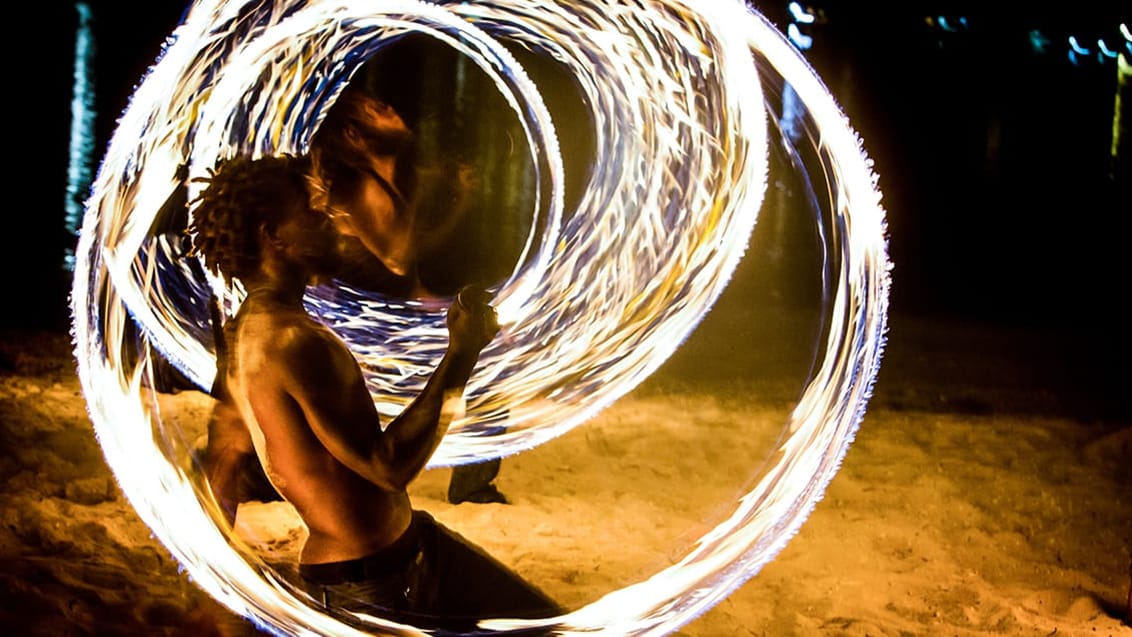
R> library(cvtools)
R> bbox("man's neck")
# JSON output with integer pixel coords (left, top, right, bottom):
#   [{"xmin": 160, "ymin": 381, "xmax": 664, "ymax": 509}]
[{"xmin": 241, "ymin": 272, "xmax": 308, "ymax": 308}]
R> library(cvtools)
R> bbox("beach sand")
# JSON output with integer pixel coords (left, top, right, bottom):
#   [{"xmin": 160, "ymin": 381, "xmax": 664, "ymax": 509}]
[{"xmin": 0, "ymin": 303, "xmax": 1128, "ymax": 636}]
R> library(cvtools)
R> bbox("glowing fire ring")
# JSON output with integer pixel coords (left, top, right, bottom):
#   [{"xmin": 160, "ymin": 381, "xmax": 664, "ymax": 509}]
[{"xmin": 71, "ymin": 1, "xmax": 890, "ymax": 635}]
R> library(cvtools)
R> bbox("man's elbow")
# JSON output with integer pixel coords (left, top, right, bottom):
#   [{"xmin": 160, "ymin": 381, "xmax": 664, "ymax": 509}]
[{"xmin": 371, "ymin": 462, "xmax": 418, "ymax": 493}]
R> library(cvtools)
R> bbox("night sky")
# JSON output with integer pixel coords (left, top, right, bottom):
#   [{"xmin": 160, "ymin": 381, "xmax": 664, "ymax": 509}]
[{"xmin": 14, "ymin": 1, "xmax": 1129, "ymax": 341}]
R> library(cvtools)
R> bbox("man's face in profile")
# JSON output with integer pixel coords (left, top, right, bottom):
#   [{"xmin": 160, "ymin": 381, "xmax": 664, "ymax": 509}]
[{"xmin": 276, "ymin": 196, "xmax": 342, "ymax": 281}]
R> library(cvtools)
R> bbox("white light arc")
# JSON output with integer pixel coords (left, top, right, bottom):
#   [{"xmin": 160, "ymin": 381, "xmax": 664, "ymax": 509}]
[{"xmin": 71, "ymin": 1, "xmax": 890, "ymax": 635}]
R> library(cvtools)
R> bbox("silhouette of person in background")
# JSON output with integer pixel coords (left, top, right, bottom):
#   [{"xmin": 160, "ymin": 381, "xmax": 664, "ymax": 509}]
[
  {"xmin": 190, "ymin": 154, "xmax": 560, "ymax": 630},
  {"xmin": 308, "ymin": 84, "xmax": 509, "ymax": 505}
]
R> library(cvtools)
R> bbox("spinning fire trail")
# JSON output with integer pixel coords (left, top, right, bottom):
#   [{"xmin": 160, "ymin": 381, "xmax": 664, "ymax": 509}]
[{"xmin": 71, "ymin": 1, "xmax": 890, "ymax": 635}]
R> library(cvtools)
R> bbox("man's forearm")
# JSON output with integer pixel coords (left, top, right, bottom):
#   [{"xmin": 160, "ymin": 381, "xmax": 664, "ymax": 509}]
[{"xmin": 384, "ymin": 348, "xmax": 479, "ymax": 483}]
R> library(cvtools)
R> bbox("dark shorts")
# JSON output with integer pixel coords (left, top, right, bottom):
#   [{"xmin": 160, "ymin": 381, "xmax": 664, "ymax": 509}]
[{"xmin": 299, "ymin": 511, "xmax": 562, "ymax": 632}]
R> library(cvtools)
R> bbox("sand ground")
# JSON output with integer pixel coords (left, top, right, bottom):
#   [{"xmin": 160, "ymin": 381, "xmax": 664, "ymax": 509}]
[{"xmin": 0, "ymin": 306, "xmax": 1129, "ymax": 636}]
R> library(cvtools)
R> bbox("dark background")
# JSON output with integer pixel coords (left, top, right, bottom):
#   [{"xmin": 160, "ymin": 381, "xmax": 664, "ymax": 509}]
[{"xmin": 12, "ymin": 2, "xmax": 1130, "ymax": 356}]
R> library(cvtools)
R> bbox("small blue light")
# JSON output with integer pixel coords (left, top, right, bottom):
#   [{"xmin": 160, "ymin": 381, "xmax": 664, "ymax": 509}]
[
  {"xmin": 1029, "ymin": 29, "xmax": 1051, "ymax": 54},
  {"xmin": 787, "ymin": 2, "xmax": 815, "ymax": 25},
  {"xmin": 787, "ymin": 23, "xmax": 813, "ymax": 50},
  {"xmin": 1068, "ymin": 35, "xmax": 1090, "ymax": 55}
]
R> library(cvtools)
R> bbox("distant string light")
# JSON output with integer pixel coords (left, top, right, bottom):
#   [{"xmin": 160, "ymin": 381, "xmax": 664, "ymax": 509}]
[
  {"xmin": 1066, "ymin": 21, "xmax": 1130, "ymax": 66},
  {"xmin": 933, "ymin": 16, "xmax": 968, "ymax": 33},
  {"xmin": 786, "ymin": 23, "xmax": 813, "ymax": 50},
  {"xmin": 1029, "ymin": 29, "xmax": 1052, "ymax": 55},
  {"xmin": 785, "ymin": 1, "xmax": 822, "ymax": 50},
  {"xmin": 72, "ymin": 1, "xmax": 889, "ymax": 635},
  {"xmin": 1070, "ymin": 34, "xmax": 1092, "ymax": 56},
  {"xmin": 787, "ymin": 2, "xmax": 815, "ymax": 25}
]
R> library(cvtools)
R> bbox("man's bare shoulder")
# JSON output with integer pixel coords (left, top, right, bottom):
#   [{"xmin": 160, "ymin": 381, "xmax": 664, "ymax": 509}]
[
  {"xmin": 233, "ymin": 307, "xmax": 354, "ymax": 387},
  {"xmin": 235, "ymin": 308, "xmax": 330, "ymax": 354}
]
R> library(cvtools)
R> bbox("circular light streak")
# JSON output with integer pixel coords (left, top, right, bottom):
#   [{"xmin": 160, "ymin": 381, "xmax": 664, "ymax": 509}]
[{"xmin": 71, "ymin": 1, "xmax": 891, "ymax": 635}]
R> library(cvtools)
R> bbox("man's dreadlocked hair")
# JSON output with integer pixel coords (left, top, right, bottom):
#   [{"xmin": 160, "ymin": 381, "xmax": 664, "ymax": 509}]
[{"xmin": 188, "ymin": 154, "xmax": 312, "ymax": 284}]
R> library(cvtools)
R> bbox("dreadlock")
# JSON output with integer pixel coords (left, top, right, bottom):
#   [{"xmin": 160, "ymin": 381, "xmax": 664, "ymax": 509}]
[{"xmin": 188, "ymin": 154, "xmax": 312, "ymax": 284}]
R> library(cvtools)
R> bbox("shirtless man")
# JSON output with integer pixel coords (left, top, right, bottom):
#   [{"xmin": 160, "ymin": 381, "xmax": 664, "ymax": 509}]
[{"xmin": 190, "ymin": 154, "xmax": 558, "ymax": 629}]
